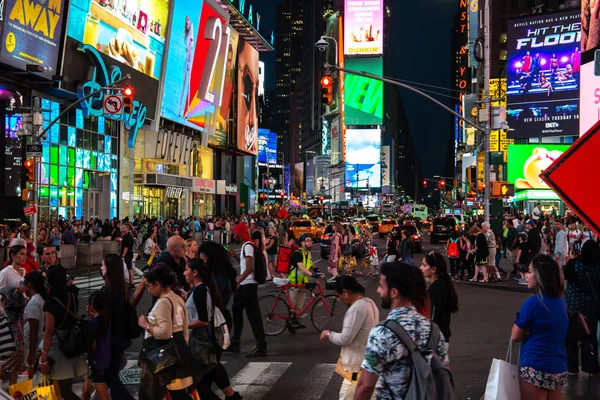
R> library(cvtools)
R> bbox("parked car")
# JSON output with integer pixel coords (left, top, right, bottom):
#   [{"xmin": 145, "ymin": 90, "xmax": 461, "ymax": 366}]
[
  {"xmin": 320, "ymin": 223, "xmax": 364, "ymax": 259},
  {"xmin": 395, "ymin": 225, "xmax": 423, "ymax": 253},
  {"xmin": 430, "ymin": 217, "xmax": 459, "ymax": 244}
]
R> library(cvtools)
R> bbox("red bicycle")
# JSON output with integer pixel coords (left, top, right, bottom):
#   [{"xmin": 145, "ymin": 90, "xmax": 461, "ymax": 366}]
[{"xmin": 258, "ymin": 278, "xmax": 346, "ymax": 335}]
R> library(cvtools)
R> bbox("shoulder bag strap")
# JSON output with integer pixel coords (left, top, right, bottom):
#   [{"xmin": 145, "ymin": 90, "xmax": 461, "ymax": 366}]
[
  {"xmin": 382, "ymin": 319, "xmax": 418, "ymax": 354},
  {"xmin": 162, "ymin": 295, "xmax": 177, "ymax": 337},
  {"xmin": 584, "ymin": 267, "xmax": 599, "ymax": 302},
  {"xmin": 426, "ymin": 322, "xmax": 441, "ymax": 352},
  {"xmin": 52, "ymin": 294, "xmax": 74, "ymax": 331}
]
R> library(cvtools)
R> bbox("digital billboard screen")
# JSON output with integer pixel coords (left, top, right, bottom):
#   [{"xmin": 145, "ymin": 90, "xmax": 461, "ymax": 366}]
[
  {"xmin": 507, "ymin": 144, "xmax": 569, "ymax": 190},
  {"xmin": 344, "ymin": 57, "xmax": 383, "ymax": 126},
  {"xmin": 258, "ymin": 129, "xmax": 277, "ymax": 164},
  {"xmin": 579, "ymin": 61, "xmax": 600, "ymax": 136},
  {"xmin": 344, "ymin": 0, "xmax": 383, "ymax": 56},
  {"xmin": 345, "ymin": 128, "xmax": 381, "ymax": 188},
  {"xmin": 0, "ymin": 0, "xmax": 67, "ymax": 79},
  {"xmin": 236, "ymin": 37, "xmax": 259, "ymax": 155},
  {"xmin": 66, "ymin": 0, "xmax": 170, "ymax": 80},
  {"xmin": 160, "ymin": 0, "xmax": 232, "ymax": 134},
  {"xmin": 506, "ymin": 11, "xmax": 581, "ymax": 138}
]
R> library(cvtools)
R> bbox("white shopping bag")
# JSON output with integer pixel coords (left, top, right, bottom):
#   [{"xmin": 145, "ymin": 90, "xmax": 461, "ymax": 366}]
[
  {"xmin": 484, "ymin": 358, "xmax": 520, "ymax": 400},
  {"xmin": 484, "ymin": 339, "xmax": 521, "ymax": 400}
]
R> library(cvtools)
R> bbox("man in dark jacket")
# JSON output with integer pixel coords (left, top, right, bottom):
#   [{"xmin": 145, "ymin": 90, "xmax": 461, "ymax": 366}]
[{"xmin": 526, "ymin": 220, "xmax": 541, "ymax": 261}]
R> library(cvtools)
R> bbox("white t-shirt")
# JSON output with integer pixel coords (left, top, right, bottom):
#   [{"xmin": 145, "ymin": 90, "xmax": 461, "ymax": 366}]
[
  {"xmin": 24, "ymin": 294, "xmax": 45, "ymax": 357},
  {"xmin": 532, "ymin": 207, "xmax": 541, "ymax": 220},
  {"xmin": 240, "ymin": 241, "xmax": 257, "ymax": 285},
  {"xmin": 568, "ymin": 229, "xmax": 581, "ymax": 244},
  {"xmin": 0, "ymin": 266, "xmax": 23, "ymax": 290}
]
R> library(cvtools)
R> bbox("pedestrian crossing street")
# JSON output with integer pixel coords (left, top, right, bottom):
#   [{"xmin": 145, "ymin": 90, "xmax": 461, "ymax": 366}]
[{"xmin": 72, "ymin": 356, "xmax": 344, "ymax": 399}]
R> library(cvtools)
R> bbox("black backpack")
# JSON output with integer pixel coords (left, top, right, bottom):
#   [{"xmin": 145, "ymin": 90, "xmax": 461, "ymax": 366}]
[{"xmin": 242, "ymin": 243, "xmax": 267, "ymax": 284}]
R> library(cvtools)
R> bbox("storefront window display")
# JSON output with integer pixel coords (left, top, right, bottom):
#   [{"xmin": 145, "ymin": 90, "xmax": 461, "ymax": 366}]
[
  {"xmin": 133, "ymin": 186, "xmax": 181, "ymax": 218},
  {"xmin": 191, "ymin": 147, "xmax": 214, "ymax": 217},
  {"xmin": 37, "ymin": 99, "xmax": 119, "ymax": 221}
]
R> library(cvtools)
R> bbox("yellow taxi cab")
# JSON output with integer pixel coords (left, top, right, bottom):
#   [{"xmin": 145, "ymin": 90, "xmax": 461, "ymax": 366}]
[
  {"xmin": 378, "ymin": 219, "xmax": 398, "ymax": 236},
  {"xmin": 289, "ymin": 220, "xmax": 323, "ymax": 241}
]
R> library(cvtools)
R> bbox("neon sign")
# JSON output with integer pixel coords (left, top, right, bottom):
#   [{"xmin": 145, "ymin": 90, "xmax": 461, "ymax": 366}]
[{"xmin": 76, "ymin": 44, "xmax": 147, "ymax": 148}]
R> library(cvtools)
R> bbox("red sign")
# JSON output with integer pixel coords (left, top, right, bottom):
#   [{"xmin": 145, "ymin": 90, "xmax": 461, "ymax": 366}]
[
  {"xmin": 542, "ymin": 121, "xmax": 600, "ymax": 235},
  {"xmin": 23, "ymin": 205, "xmax": 37, "ymax": 216}
]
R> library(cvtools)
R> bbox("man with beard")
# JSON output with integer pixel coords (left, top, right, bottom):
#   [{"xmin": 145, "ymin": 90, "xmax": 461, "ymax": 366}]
[
  {"xmin": 287, "ymin": 234, "xmax": 321, "ymax": 329},
  {"xmin": 354, "ymin": 262, "xmax": 450, "ymax": 400}
]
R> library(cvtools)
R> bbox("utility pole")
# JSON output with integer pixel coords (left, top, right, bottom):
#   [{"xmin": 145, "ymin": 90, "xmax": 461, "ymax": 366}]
[
  {"xmin": 31, "ymin": 97, "xmax": 42, "ymax": 252},
  {"xmin": 483, "ymin": 0, "xmax": 492, "ymax": 223}
]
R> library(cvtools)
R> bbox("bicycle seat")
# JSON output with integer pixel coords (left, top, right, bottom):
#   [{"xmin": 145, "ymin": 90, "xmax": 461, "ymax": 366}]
[{"xmin": 305, "ymin": 282, "xmax": 317, "ymax": 291}]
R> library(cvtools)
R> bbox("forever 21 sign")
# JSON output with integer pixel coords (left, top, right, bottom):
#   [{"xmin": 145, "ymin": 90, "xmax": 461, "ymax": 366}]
[{"xmin": 154, "ymin": 129, "xmax": 194, "ymax": 165}]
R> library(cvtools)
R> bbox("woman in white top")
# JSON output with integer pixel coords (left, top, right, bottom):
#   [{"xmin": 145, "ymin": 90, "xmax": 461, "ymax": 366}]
[
  {"xmin": 319, "ymin": 276, "xmax": 379, "ymax": 400},
  {"xmin": 144, "ymin": 231, "xmax": 161, "ymax": 258}
]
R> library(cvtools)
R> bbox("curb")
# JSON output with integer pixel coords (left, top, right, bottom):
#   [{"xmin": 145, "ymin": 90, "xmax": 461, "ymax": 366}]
[{"xmin": 459, "ymin": 280, "xmax": 532, "ymax": 294}]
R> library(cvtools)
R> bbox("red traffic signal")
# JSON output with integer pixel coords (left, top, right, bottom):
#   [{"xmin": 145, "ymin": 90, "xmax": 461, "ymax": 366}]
[
  {"xmin": 423, "ymin": 179, "xmax": 427, "ymax": 187},
  {"xmin": 320, "ymin": 76, "xmax": 332, "ymax": 106},
  {"xmin": 23, "ymin": 159, "xmax": 35, "ymax": 184},
  {"xmin": 438, "ymin": 179, "xmax": 446, "ymax": 189},
  {"xmin": 123, "ymin": 86, "xmax": 134, "ymax": 114}
]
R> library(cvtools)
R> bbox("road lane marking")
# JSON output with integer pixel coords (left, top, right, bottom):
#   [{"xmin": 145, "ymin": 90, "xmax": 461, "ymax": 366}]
[
  {"xmin": 292, "ymin": 363, "xmax": 337, "ymax": 400},
  {"xmin": 226, "ymin": 362, "xmax": 292, "ymax": 399}
]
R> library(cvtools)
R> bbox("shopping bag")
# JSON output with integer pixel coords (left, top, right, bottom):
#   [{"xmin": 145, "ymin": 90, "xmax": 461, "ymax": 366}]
[
  {"xmin": 484, "ymin": 339, "xmax": 520, "ymax": 400},
  {"xmin": 8, "ymin": 379, "xmax": 33, "ymax": 397},
  {"xmin": 21, "ymin": 374, "xmax": 60, "ymax": 400},
  {"xmin": 147, "ymin": 251, "xmax": 156, "ymax": 266}
]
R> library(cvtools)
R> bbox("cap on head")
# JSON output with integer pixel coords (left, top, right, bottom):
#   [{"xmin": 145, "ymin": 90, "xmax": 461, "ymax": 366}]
[{"xmin": 299, "ymin": 233, "xmax": 313, "ymax": 242}]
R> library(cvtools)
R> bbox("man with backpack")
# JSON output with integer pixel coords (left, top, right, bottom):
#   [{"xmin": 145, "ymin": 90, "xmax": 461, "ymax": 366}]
[
  {"xmin": 227, "ymin": 223, "xmax": 268, "ymax": 358},
  {"xmin": 355, "ymin": 263, "xmax": 453, "ymax": 400},
  {"xmin": 446, "ymin": 232, "xmax": 460, "ymax": 279}
]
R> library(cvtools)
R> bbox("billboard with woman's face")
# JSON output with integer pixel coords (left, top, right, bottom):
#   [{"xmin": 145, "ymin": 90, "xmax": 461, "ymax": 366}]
[{"xmin": 236, "ymin": 37, "xmax": 259, "ymax": 155}]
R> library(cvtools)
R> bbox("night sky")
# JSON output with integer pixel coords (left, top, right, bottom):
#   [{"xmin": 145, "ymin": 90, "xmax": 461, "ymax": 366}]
[{"xmin": 252, "ymin": 0, "xmax": 457, "ymax": 179}]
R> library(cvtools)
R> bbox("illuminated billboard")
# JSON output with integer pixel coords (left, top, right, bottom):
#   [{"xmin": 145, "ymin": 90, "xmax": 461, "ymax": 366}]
[
  {"xmin": 507, "ymin": 144, "xmax": 569, "ymax": 190},
  {"xmin": 579, "ymin": 62, "xmax": 600, "ymax": 136},
  {"xmin": 0, "ymin": 0, "xmax": 67, "ymax": 79},
  {"xmin": 66, "ymin": 0, "xmax": 170, "ymax": 80},
  {"xmin": 582, "ymin": 0, "xmax": 600, "ymax": 57},
  {"xmin": 506, "ymin": 11, "xmax": 581, "ymax": 138},
  {"xmin": 344, "ymin": 0, "xmax": 383, "ymax": 56},
  {"xmin": 258, "ymin": 129, "xmax": 277, "ymax": 164},
  {"xmin": 345, "ymin": 128, "xmax": 381, "ymax": 188},
  {"xmin": 160, "ymin": 0, "xmax": 231, "ymax": 133},
  {"xmin": 236, "ymin": 37, "xmax": 259, "ymax": 155},
  {"xmin": 344, "ymin": 57, "xmax": 383, "ymax": 125}
]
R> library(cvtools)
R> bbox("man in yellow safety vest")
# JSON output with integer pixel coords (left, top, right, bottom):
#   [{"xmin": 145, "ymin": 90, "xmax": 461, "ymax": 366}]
[{"xmin": 288, "ymin": 233, "xmax": 319, "ymax": 328}]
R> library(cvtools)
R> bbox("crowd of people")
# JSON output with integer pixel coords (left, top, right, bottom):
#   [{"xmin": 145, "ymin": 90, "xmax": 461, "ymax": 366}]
[{"xmin": 0, "ymin": 204, "xmax": 596, "ymax": 399}]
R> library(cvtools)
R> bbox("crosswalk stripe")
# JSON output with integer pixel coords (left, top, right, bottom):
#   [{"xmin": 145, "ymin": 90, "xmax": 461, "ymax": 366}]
[
  {"xmin": 292, "ymin": 363, "xmax": 337, "ymax": 400},
  {"xmin": 227, "ymin": 362, "xmax": 292, "ymax": 399}
]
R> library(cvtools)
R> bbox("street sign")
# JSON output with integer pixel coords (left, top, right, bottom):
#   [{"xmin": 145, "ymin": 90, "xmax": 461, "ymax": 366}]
[
  {"xmin": 542, "ymin": 121, "xmax": 600, "ymax": 235},
  {"xmin": 23, "ymin": 205, "xmax": 37, "ymax": 216},
  {"xmin": 26, "ymin": 144, "xmax": 42, "ymax": 157},
  {"xmin": 103, "ymin": 94, "xmax": 124, "ymax": 116}
]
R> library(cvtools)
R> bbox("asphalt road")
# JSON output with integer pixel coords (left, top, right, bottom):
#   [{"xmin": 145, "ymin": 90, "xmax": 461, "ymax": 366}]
[{"xmin": 68, "ymin": 231, "xmax": 600, "ymax": 399}]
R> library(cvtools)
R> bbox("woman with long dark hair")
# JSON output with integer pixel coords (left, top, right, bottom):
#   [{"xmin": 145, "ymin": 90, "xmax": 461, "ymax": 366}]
[
  {"xmin": 184, "ymin": 259, "xmax": 240, "ymax": 400},
  {"xmin": 101, "ymin": 254, "xmax": 134, "ymax": 400},
  {"xmin": 39, "ymin": 266, "xmax": 87, "ymax": 399},
  {"xmin": 420, "ymin": 252, "xmax": 459, "ymax": 351},
  {"xmin": 512, "ymin": 255, "xmax": 568, "ymax": 399},
  {"xmin": 198, "ymin": 241, "xmax": 237, "ymax": 330}
]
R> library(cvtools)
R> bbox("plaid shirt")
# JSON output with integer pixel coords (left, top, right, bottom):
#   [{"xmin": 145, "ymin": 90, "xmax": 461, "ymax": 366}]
[{"xmin": 361, "ymin": 306, "xmax": 449, "ymax": 399}]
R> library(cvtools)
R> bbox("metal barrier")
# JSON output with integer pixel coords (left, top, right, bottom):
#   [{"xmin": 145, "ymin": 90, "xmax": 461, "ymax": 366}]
[
  {"xmin": 102, "ymin": 240, "xmax": 121, "ymax": 256},
  {"xmin": 59, "ymin": 244, "xmax": 76, "ymax": 269},
  {"xmin": 77, "ymin": 242, "xmax": 104, "ymax": 267}
]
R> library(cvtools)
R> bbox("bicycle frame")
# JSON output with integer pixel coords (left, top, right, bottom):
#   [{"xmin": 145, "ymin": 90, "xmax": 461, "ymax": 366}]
[{"xmin": 267, "ymin": 281, "xmax": 333, "ymax": 321}]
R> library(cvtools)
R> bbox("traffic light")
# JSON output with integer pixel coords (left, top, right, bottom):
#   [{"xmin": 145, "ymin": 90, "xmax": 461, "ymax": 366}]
[
  {"xmin": 320, "ymin": 76, "xmax": 332, "ymax": 106},
  {"xmin": 123, "ymin": 86, "xmax": 134, "ymax": 114},
  {"xmin": 280, "ymin": 191, "xmax": 285, "ymax": 199},
  {"xmin": 23, "ymin": 158, "xmax": 35, "ymax": 184},
  {"xmin": 423, "ymin": 179, "xmax": 427, "ymax": 188},
  {"xmin": 438, "ymin": 179, "xmax": 445, "ymax": 189}
]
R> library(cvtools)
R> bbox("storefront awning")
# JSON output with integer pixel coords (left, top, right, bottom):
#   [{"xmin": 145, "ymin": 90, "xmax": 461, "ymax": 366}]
[{"xmin": 510, "ymin": 190, "xmax": 561, "ymax": 202}]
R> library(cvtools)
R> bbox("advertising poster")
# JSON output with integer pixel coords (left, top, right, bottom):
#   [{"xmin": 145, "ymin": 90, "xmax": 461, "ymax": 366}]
[
  {"xmin": 344, "ymin": 0, "xmax": 383, "ymax": 56},
  {"xmin": 345, "ymin": 128, "xmax": 381, "ymax": 188},
  {"xmin": 507, "ymin": 144, "xmax": 569, "ymax": 190},
  {"xmin": 0, "ymin": 0, "xmax": 67, "ymax": 79},
  {"xmin": 161, "ymin": 0, "xmax": 229, "ymax": 132},
  {"xmin": 506, "ymin": 11, "xmax": 581, "ymax": 138},
  {"xmin": 236, "ymin": 37, "xmax": 259, "ymax": 155},
  {"xmin": 322, "ymin": 119, "xmax": 330, "ymax": 156},
  {"xmin": 579, "ymin": 61, "xmax": 600, "ymax": 136},
  {"xmin": 344, "ymin": 57, "xmax": 383, "ymax": 125},
  {"xmin": 381, "ymin": 145, "xmax": 390, "ymax": 187},
  {"xmin": 67, "ymin": 0, "xmax": 170, "ymax": 79},
  {"xmin": 258, "ymin": 129, "xmax": 277, "ymax": 164},
  {"xmin": 213, "ymin": 29, "xmax": 239, "ymax": 145},
  {"xmin": 582, "ymin": 0, "xmax": 600, "ymax": 57},
  {"xmin": 331, "ymin": 117, "xmax": 341, "ymax": 165}
]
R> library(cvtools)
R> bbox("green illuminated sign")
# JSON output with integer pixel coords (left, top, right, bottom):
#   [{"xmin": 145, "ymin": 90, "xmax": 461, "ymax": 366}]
[
  {"xmin": 507, "ymin": 144, "xmax": 569, "ymax": 190},
  {"xmin": 512, "ymin": 190, "xmax": 561, "ymax": 201},
  {"xmin": 344, "ymin": 58, "xmax": 383, "ymax": 125}
]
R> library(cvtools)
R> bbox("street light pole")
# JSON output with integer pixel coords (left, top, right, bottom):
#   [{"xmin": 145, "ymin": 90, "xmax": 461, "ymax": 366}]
[{"xmin": 483, "ymin": 0, "xmax": 492, "ymax": 224}]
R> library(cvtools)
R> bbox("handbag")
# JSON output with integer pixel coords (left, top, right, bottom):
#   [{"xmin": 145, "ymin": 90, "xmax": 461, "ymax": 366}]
[
  {"xmin": 342, "ymin": 243, "xmax": 352, "ymax": 256},
  {"xmin": 484, "ymin": 339, "xmax": 521, "ymax": 400},
  {"xmin": 147, "ymin": 251, "xmax": 156, "ymax": 266},
  {"xmin": 335, "ymin": 357, "xmax": 360, "ymax": 382},
  {"xmin": 566, "ymin": 311, "xmax": 590, "ymax": 345},
  {"xmin": 53, "ymin": 294, "xmax": 89, "ymax": 358},
  {"xmin": 143, "ymin": 297, "xmax": 181, "ymax": 375}
]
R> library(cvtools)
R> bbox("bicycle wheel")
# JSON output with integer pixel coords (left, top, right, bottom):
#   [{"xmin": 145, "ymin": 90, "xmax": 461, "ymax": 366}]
[
  {"xmin": 258, "ymin": 293, "xmax": 290, "ymax": 336},
  {"xmin": 310, "ymin": 294, "xmax": 347, "ymax": 332}
]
